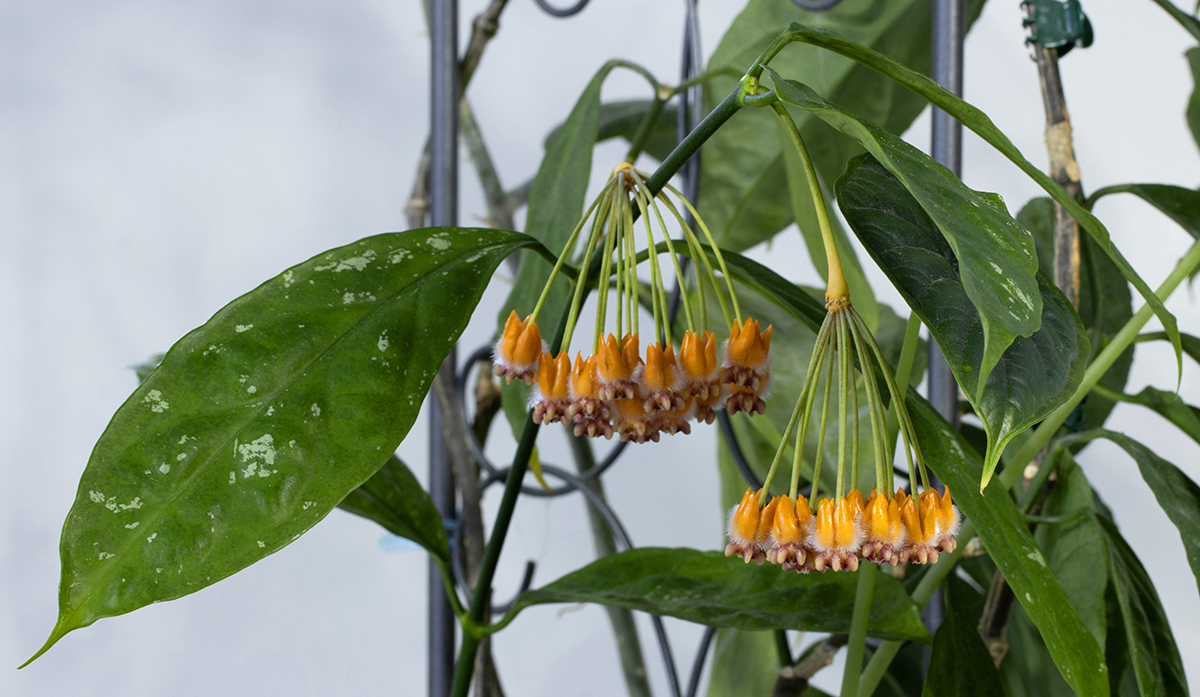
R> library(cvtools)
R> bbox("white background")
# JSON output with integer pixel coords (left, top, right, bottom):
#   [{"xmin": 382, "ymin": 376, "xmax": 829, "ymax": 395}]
[{"xmin": 2, "ymin": 0, "xmax": 1198, "ymax": 695}]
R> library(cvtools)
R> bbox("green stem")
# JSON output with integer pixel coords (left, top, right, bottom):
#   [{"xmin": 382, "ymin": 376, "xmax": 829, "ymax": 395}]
[
  {"xmin": 665, "ymin": 184, "xmax": 743, "ymax": 322},
  {"xmin": 624, "ymin": 96, "xmax": 667, "ymax": 164},
  {"xmin": 845, "ymin": 313, "xmax": 888, "ymax": 497},
  {"xmin": 530, "ymin": 185, "xmax": 609, "ymax": 324},
  {"xmin": 657, "ymin": 194, "xmax": 732, "ymax": 328},
  {"xmin": 775, "ymin": 629, "xmax": 793, "ymax": 667},
  {"xmin": 841, "ymin": 563, "xmax": 878, "ymax": 697},
  {"xmin": 770, "ymin": 102, "xmax": 847, "ymax": 300},
  {"xmin": 1001, "ymin": 238, "xmax": 1200, "ymax": 490},
  {"xmin": 836, "ymin": 312, "xmax": 850, "ymax": 499}
]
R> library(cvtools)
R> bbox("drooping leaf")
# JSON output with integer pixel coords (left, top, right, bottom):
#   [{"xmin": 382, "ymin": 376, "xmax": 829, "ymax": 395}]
[
  {"xmin": 699, "ymin": 0, "xmax": 986, "ymax": 253},
  {"xmin": 1138, "ymin": 330, "xmax": 1200, "ymax": 365},
  {"xmin": 499, "ymin": 61, "xmax": 625, "ymax": 435},
  {"xmin": 1020, "ymin": 197, "xmax": 1133, "ymax": 433},
  {"xmin": 1149, "ymin": 0, "xmax": 1200, "ymax": 42},
  {"xmin": 1088, "ymin": 183, "xmax": 1200, "ymax": 241},
  {"xmin": 907, "ymin": 396, "xmax": 1109, "ymax": 697},
  {"xmin": 1111, "ymin": 386, "xmax": 1200, "ymax": 445},
  {"xmin": 1076, "ymin": 430, "xmax": 1200, "ymax": 596},
  {"xmin": 838, "ymin": 155, "xmax": 1088, "ymax": 490},
  {"xmin": 336, "ymin": 455, "xmax": 448, "ymax": 562},
  {"xmin": 776, "ymin": 21, "xmax": 1182, "ymax": 387},
  {"xmin": 770, "ymin": 72, "xmax": 1043, "ymax": 399},
  {"xmin": 1036, "ymin": 450, "xmax": 1108, "ymax": 649},
  {"xmin": 1001, "ymin": 602, "xmax": 1078, "ymax": 697},
  {"xmin": 921, "ymin": 575, "xmax": 1004, "ymax": 697},
  {"xmin": 1097, "ymin": 516, "xmax": 1190, "ymax": 697},
  {"xmin": 545, "ymin": 99, "xmax": 680, "ymax": 164},
  {"xmin": 26, "ymin": 227, "xmax": 542, "ymax": 666},
  {"xmin": 515, "ymin": 547, "xmax": 930, "ymax": 641}
]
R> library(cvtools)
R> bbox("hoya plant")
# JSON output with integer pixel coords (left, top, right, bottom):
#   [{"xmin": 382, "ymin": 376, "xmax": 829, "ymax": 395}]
[{"xmin": 22, "ymin": 0, "xmax": 1200, "ymax": 695}]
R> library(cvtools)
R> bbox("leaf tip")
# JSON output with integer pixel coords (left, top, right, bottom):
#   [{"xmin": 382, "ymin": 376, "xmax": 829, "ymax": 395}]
[{"xmin": 19, "ymin": 622, "xmax": 71, "ymax": 669}]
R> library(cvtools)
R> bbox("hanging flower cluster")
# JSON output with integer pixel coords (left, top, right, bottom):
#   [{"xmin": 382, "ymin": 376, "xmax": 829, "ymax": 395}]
[
  {"xmin": 724, "ymin": 301, "xmax": 960, "ymax": 573},
  {"xmin": 493, "ymin": 163, "xmax": 771, "ymax": 443}
]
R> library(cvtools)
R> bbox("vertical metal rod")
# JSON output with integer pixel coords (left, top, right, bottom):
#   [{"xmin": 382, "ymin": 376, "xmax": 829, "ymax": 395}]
[
  {"xmin": 429, "ymin": 2, "xmax": 459, "ymax": 696},
  {"xmin": 928, "ymin": 0, "xmax": 964, "ymax": 432},
  {"xmin": 924, "ymin": 0, "xmax": 964, "ymax": 651}
]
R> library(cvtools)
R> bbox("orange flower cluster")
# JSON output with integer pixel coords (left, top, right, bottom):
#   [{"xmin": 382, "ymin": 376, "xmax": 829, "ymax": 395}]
[
  {"xmin": 725, "ymin": 487, "xmax": 959, "ymax": 573},
  {"xmin": 494, "ymin": 312, "xmax": 773, "ymax": 443}
]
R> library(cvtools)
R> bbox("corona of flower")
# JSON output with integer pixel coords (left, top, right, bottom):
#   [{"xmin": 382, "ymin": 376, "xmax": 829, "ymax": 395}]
[
  {"xmin": 491, "ymin": 163, "xmax": 769, "ymax": 445},
  {"xmin": 493, "ymin": 311, "xmax": 545, "ymax": 385}
]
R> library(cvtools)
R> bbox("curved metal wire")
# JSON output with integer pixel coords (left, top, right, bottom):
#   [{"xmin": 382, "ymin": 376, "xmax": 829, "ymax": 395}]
[
  {"xmin": 792, "ymin": 0, "xmax": 848, "ymax": 10},
  {"xmin": 531, "ymin": 0, "xmax": 591, "ymax": 18}
]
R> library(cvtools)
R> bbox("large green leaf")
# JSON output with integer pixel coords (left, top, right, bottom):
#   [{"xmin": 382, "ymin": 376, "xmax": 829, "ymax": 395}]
[
  {"xmin": 27, "ymin": 227, "xmax": 541, "ymax": 665},
  {"xmin": 699, "ymin": 0, "xmax": 986, "ymax": 254},
  {"xmin": 516, "ymin": 548, "xmax": 930, "ymax": 641},
  {"xmin": 770, "ymin": 72, "xmax": 1043, "ymax": 399},
  {"xmin": 545, "ymin": 99, "xmax": 680, "ymax": 164},
  {"xmin": 1139, "ymin": 330, "xmax": 1200, "ymax": 365},
  {"xmin": 907, "ymin": 396, "xmax": 1109, "ymax": 697},
  {"xmin": 1036, "ymin": 450, "xmax": 1108, "ymax": 649},
  {"xmin": 1110, "ymin": 386, "xmax": 1200, "ymax": 445},
  {"xmin": 1077, "ymin": 430, "xmax": 1200, "ymax": 596},
  {"xmin": 773, "ymin": 22, "xmax": 1182, "ymax": 384},
  {"xmin": 704, "ymin": 629, "xmax": 780, "ymax": 697},
  {"xmin": 336, "ymin": 455, "xmax": 448, "ymax": 562},
  {"xmin": 1097, "ymin": 516, "xmax": 1189, "ymax": 697},
  {"xmin": 921, "ymin": 575, "xmax": 1004, "ymax": 697},
  {"xmin": 1020, "ymin": 197, "xmax": 1132, "ymax": 433},
  {"xmin": 837, "ymin": 155, "xmax": 1088, "ymax": 490}
]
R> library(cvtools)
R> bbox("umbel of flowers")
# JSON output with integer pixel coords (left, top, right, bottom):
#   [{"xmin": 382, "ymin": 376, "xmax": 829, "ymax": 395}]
[
  {"xmin": 492, "ymin": 162, "xmax": 772, "ymax": 443},
  {"xmin": 724, "ymin": 108, "xmax": 958, "ymax": 572}
]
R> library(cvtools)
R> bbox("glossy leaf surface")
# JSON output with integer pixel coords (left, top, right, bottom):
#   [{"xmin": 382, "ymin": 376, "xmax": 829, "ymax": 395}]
[
  {"xmin": 1098, "ymin": 516, "xmax": 1189, "ymax": 697},
  {"xmin": 776, "ymin": 21, "xmax": 1181, "ymax": 380},
  {"xmin": 1082, "ymin": 430, "xmax": 1200, "ymax": 595},
  {"xmin": 1115, "ymin": 387, "xmax": 1200, "ymax": 445},
  {"xmin": 921, "ymin": 576, "xmax": 1003, "ymax": 697},
  {"xmin": 1190, "ymin": 47, "xmax": 1200, "ymax": 154},
  {"xmin": 517, "ymin": 548, "xmax": 930, "ymax": 641},
  {"xmin": 839, "ymin": 155, "xmax": 1088, "ymax": 488},
  {"xmin": 337, "ymin": 455, "xmax": 448, "ymax": 562},
  {"xmin": 30, "ymin": 227, "xmax": 539, "ymax": 664},
  {"xmin": 1021, "ymin": 197, "xmax": 1132, "ymax": 433},
  {"xmin": 769, "ymin": 72, "xmax": 1042, "ymax": 397},
  {"xmin": 907, "ymin": 396, "xmax": 1109, "ymax": 696},
  {"xmin": 699, "ymin": 0, "xmax": 985, "ymax": 253}
]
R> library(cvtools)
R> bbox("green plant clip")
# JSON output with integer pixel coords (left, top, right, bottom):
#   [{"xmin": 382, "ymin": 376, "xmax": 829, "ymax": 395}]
[{"xmin": 1022, "ymin": 0, "xmax": 1094, "ymax": 57}]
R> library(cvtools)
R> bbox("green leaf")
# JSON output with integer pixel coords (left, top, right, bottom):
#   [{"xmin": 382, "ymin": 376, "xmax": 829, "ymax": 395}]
[
  {"xmin": 131, "ymin": 353, "xmax": 165, "ymax": 384},
  {"xmin": 516, "ymin": 548, "xmax": 930, "ymax": 641},
  {"xmin": 1088, "ymin": 183, "xmax": 1200, "ymax": 241},
  {"xmin": 1001, "ymin": 602, "xmax": 1078, "ymax": 697},
  {"xmin": 699, "ymin": 0, "xmax": 986, "ymax": 253},
  {"xmin": 546, "ymin": 99, "xmax": 680, "ymax": 164},
  {"xmin": 907, "ymin": 396, "xmax": 1109, "ymax": 697},
  {"xmin": 1097, "ymin": 516, "xmax": 1189, "ymax": 697},
  {"xmin": 1036, "ymin": 450, "xmax": 1108, "ymax": 649},
  {"xmin": 1112, "ymin": 386, "xmax": 1200, "ymax": 445},
  {"xmin": 921, "ymin": 575, "xmax": 1004, "ymax": 697},
  {"xmin": 777, "ymin": 21, "xmax": 1183, "ymax": 390},
  {"xmin": 498, "ymin": 61, "xmax": 623, "ymax": 435},
  {"xmin": 1139, "ymin": 330, "xmax": 1200, "ymax": 366},
  {"xmin": 26, "ymin": 227, "xmax": 541, "ymax": 666},
  {"xmin": 1020, "ymin": 197, "xmax": 1133, "ymax": 433},
  {"xmin": 1149, "ymin": 0, "xmax": 1200, "ymax": 42},
  {"xmin": 1079, "ymin": 430, "xmax": 1200, "ymax": 596},
  {"xmin": 704, "ymin": 629, "xmax": 780, "ymax": 697},
  {"xmin": 837, "ymin": 155, "xmax": 1088, "ymax": 490},
  {"xmin": 769, "ymin": 73, "xmax": 1043, "ymax": 399},
  {"xmin": 1189, "ymin": 48, "xmax": 1200, "ymax": 155},
  {"xmin": 336, "ymin": 455, "xmax": 448, "ymax": 562}
]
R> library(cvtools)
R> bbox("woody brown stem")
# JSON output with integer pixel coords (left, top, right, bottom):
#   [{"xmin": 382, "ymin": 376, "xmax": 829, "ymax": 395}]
[
  {"xmin": 770, "ymin": 634, "xmax": 849, "ymax": 697},
  {"xmin": 1034, "ymin": 45, "xmax": 1084, "ymax": 307}
]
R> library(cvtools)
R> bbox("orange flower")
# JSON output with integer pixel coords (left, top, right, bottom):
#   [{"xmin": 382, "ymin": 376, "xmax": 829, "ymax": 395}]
[
  {"xmin": 680, "ymin": 330, "xmax": 722, "ymax": 423},
  {"xmin": 567, "ymin": 353, "xmax": 612, "ymax": 439},
  {"xmin": 898, "ymin": 492, "xmax": 941, "ymax": 565},
  {"xmin": 767, "ymin": 494, "xmax": 813, "ymax": 571},
  {"xmin": 933, "ymin": 487, "xmax": 961, "ymax": 553},
  {"xmin": 658, "ymin": 397, "xmax": 696, "ymax": 436},
  {"xmin": 596, "ymin": 333, "xmax": 641, "ymax": 401},
  {"xmin": 493, "ymin": 311, "xmax": 545, "ymax": 385},
  {"xmin": 612, "ymin": 394, "xmax": 660, "ymax": 443},
  {"xmin": 811, "ymin": 496, "xmax": 864, "ymax": 572},
  {"xmin": 531, "ymin": 352, "xmax": 572, "ymax": 426},
  {"xmin": 725, "ymin": 489, "xmax": 778, "ymax": 564},
  {"xmin": 722, "ymin": 319, "xmax": 772, "ymax": 415},
  {"xmin": 639, "ymin": 342, "xmax": 685, "ymax": 413},
  {"xmin": 861, "ymin": 491, "xmax": 906, "ymax": 566}
]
